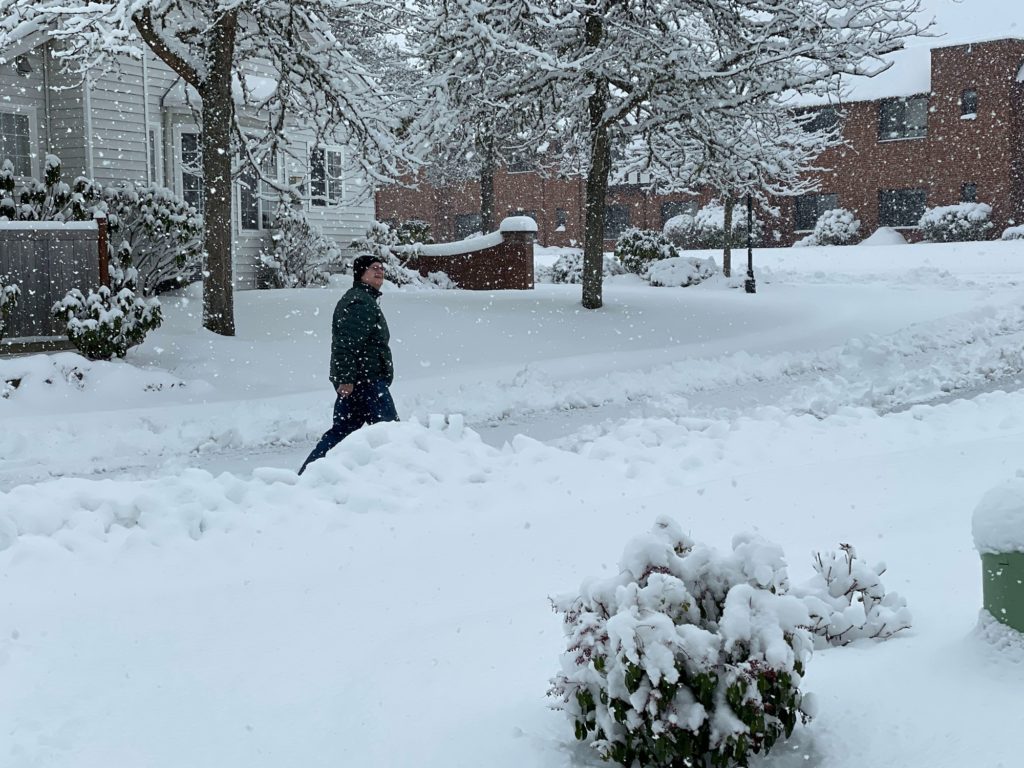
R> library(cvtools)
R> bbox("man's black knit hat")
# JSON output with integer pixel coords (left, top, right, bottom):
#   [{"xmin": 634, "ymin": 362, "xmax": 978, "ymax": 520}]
[{"xmin": 352, "ymin": 254, "xmax": 382, "ymax": 285}]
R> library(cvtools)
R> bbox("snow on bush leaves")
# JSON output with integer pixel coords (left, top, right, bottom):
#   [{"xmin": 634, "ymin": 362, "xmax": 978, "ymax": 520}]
[
  {"xmin": 615, "ymin": 228, "xmax": 678, "ymax": 275},
  {"xmin": 813, "ymin": 208, "xmax": 861, "ymax": 246},
  {"xmin": 53, "ymin": 285, "xmax": 162, "ymax": 361},
  {"xmin": 550, "ymin": 517, "xmax": 814, "ymax": 768},
  {"xmin": 0, "ymin": 276, "xmax": 19, "ymax": 342},
  {"xmin": 547, "ymin": 250, "xmax": 626, "ymax": 284},
  {"xmin": 919, "ymin": 203, "xmax": 993, "ymax": 243},
  {"xmin": 648, "ymin": 256, "xmax": 718, "ymax": 287}
]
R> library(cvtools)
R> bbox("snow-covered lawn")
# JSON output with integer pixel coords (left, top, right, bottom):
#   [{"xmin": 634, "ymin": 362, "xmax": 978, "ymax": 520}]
[{"xmin": 2, "ymin": 239, "xmax": 1024, "ymax": 767}]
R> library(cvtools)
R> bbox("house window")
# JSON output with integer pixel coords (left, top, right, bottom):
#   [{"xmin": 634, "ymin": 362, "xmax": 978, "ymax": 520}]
[
  {"xmin": 961, "ymin": 182, "xmax": 978, "ymax": 203},
  {"xmin": 310, "ymin": 147, "xmax": 344, "ymax": 206},
  {"xmin": 604, "ymin": 204, "xmax": 630, "ymax": 238},
  {"xmin": 793, "ymin": 193, "xmax": 838, "ymax": 231},
  {"xmin": 555, "ymin": 208, "xmax": 568, "ymax": 230},
  {"xmin": 800, "ymin": 106, "xmax": 840, "ymax": 134},
  {"xmin": 505, "ymin": 149, "xmax": 536, "ymax": 174},
  {"xmin": 239, "ymin": 151, "xmax": 279, "ymax": 231},
  {"xmin": 454, "ymin": 212, "xmax": 481, "ymax": 239},
  {"xmin": 180, "ymin": 132, "xmax": 204, "ymax": 214},
  {"xmin": 879, "ymin": 188, "xmax": 927, "ymax": 228},
  {"xmin": 0, "ymin": 110, "xmax": 33, "ymax": 176},
  {"xmin": 660, "ymin": 200, "xmax": 697, "ymax": 226},
  {"xmin": 148, "ymin": 126, "xmax": 163, "ymax": 186},
  {"xmin": 878, "ymin": 96, "xmax": 928, "ymax": 141},
  {"xmin": 960, "ymin": 88, "xmax": 978, "ymax": 117}
]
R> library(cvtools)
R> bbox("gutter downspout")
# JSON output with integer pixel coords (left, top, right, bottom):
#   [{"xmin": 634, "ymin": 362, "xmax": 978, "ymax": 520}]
[
  {"xmin": 142, "ymin": 52, "xmax": 152, "ymax": 184},
  {"xmin": 83, "ymin": 72, "xmax": 94, "ymax": 178}
]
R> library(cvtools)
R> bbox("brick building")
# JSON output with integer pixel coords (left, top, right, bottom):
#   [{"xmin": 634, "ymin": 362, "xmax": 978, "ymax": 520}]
[{"xmin": 376, "ymin": 37, "xmax": 1024, "ymax": 248}]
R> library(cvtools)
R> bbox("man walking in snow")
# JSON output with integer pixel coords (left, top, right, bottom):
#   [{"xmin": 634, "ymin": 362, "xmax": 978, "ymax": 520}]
[{"xmin": 298, "ymin": 255, "xmax": 398, "ymax": 474}]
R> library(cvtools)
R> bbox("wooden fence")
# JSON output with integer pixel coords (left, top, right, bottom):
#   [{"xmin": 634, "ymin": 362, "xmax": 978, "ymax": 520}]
[{"xmin": 0, "ymin": 219, "xmax": 105, "ymax": 348}]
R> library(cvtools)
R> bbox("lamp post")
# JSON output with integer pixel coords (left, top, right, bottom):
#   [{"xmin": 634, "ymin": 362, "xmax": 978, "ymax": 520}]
[{"xmin": 744, "ymin": 193, "xmax": 756, "ymax": 294}]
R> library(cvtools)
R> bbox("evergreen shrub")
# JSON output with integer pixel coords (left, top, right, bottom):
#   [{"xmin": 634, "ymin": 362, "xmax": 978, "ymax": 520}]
[
  {"xmin": 691, "ymin": 203, "xmax": 763, "ymax": 249},
  {"xmin": 548, "ymin": 251, "xmax": 626, "ymax": 284},
  {"xmin": 813, "ymin": 208, "xmax": 861, "ymax": 246},
  {"xmin": 551, "ymin": 517, "xmax": 814, "ymax": 768},
  {"xmin": 662, "ymin": 214, "xmax": 696, "ymax": 248},
  {"xmin": 918, "ymin": 203, "xmax": 993, "ymax": 242},
  {"xmin": 648, "ymin": 256, "xmax": 718, "ymax": 287},
  {"xmin": 395, "ymin": 219, "xmax": 434, "ymax": 245},
  {"xmin": 614, "ymin": 228, "xmax": 678, "ymax": 275},
  {"xmin": 258, "ymin": 203, "xmax": 339, "ymax": 288},
  {"xmin": 53, "ymin": 283, "xmax": 162, "ymax": 360}
]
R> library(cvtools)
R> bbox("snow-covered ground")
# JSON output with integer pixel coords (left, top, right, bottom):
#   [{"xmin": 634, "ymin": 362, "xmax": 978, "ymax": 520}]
[{"xmin": 2, "ymin": 239, "xmax": 1024, "ymax": 767}]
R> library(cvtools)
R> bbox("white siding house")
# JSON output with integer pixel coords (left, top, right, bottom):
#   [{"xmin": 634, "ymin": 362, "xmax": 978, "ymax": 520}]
[{"xmin": 0, "ymin": 30, "xmax": 375, "ymax": 289}]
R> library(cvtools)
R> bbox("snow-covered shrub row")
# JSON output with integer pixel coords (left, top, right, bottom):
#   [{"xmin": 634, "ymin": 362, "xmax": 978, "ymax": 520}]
[
  {"xmin": 614, "ymin": 227, "xmax": 679, "ymax": 275},
  {"xmin": 551, "ymin": 517, "xmax": 815, "ymax": 768},
  {"xmin": 0, "ymin": 277, "xmax": 19, "ymax": 342},
  {"xmin": 1, "ymin": 156, "xmax": 203, "ymax": 295},
  {"xmin": 53, "ymin": 284, "xmax": 162, "ymax": 361},
  {"xmin": 796, "ymin": 544, "xmax": 912, "ymax": 646},
  {"xmin": 813, "ymin": 208, "xmax": 861, "ymax": 246},
  {"xmin": 918, "ymin": 203, "xmax": 993, "ymax": 243},
  {"xmin": 647, "ymin": 256, "xmax": 718, "ymax": 287},
  {"xmin": 258, "ymin": 203, "xmax": 338, "ymax": 288},
  {"xmin": 544, "ymin": 250, "xmax": 626, "ymax": 284},
  {"xmin": 1001, "ymin": 225, "xmax": 1024, "ymax": 241}
]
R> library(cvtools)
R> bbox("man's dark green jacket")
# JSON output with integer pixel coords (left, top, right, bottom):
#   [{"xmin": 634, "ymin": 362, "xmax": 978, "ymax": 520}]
[{"xmin": 329, "ymin": 282, "xmax": 393, "ymax": 388}]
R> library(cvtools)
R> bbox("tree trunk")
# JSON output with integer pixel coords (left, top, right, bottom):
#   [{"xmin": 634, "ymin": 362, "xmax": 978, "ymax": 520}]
[
  {"xmin": 199, "ymin": 11, "xmax": 239, "ymax": 337},
  {"xmin": 479, "ymin": 132, "xmax": 496, "ymax": 233},
  {"xmin": 581, "ymin": 13, "xmax": 609, "ymax": 310},
  {"xmin": 722, "ymin": 195, "xmax": 734, "ymax": 278}
]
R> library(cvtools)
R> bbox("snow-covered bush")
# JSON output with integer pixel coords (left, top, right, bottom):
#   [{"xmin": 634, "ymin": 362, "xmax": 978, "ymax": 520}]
[
  {"xmin": 648, "ymin": 256, "xmax": 718, "ymax": 287},
  {"xmin": 662, "ymin": 214, "xmax": 696, "ymax": 248},
  {"xmin": 796, "ymin": 544, "xmax": 912, "ymax": 647},
  {"xmin": 1, "ymin": 156, "xmax": 203, "ymax": 295},
  {"xmin": 551, "ymin": 517, "xmax": 814, "ymax": 768},
  {"xmin": 918, "ymin": 203, "xmax": 993, "ymax": 243},
  {"xmin": 813, "ymin": 208, "xmax": 861, "ymax": 246},
  {"xmin": 0, "ymin": 277, "xmax": 19, "ymax": 342},
  {"xmin": 258, "ymin": 203, "xmax": 339, "ymax": 288},
  {"xmin": 395, "ymin": 218, "xmax": 434, "ymax": 245},
  {"xmin": 792, "ymin": 234, "xmax": 817, "ymax": 247},
  {"xmin": 1001, "ymin": 225, "xmax": 1024, "ymax": 241},
  {"xmin": 53, "ymin": 284, "xmax": 162, "ymax": 361},
  {"xmin": 614, "ymin": 228, "xmax": 678, "ymax": 275},
  {"xmin": 691, "ymin": 203, "xmax": 763, "ymax": 249},
  {"xmin": 547, "ymin": 251, "xmax": 626, "ymax": 284}
]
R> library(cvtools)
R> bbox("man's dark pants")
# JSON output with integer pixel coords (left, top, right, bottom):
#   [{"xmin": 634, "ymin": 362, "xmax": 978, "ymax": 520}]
[{"xmin": 298, "ymin": 380, "xmax": 398, "ymax": 474}]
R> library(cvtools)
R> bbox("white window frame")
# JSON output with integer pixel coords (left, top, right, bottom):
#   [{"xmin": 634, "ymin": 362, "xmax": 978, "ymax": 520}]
[
  {"xmin": 238, "ymin": 149, "xmax": 282, "ymax": 232},
  {"xmin": 148, "ymin": 122, "xmax": 164, "ymax": 186},
  {"xmin": 0, "ymin": 104, "xmax": 39, "ymax": 180},
  {"xmin": 173, "ymin": 125, "xmax": 204, "ymax": 214},
  {"xmin": 309, "ymin": 145, "xmax": 345, "ymax": 207}
]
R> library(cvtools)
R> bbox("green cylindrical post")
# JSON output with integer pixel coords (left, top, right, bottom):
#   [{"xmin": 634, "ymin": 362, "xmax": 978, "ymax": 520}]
[{"xmin": 981, "ymin": 552, "xmax": 1024, "ymax": 633}]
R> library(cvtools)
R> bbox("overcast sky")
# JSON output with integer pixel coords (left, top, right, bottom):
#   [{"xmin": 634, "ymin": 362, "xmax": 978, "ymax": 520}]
[{"xmin": 916, "ymin": 0, "xmax": 1023, "ymax": 47}]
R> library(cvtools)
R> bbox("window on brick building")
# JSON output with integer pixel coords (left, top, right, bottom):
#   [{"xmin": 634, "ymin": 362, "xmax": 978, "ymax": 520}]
[
  {"xmin": 505, "ymin": 149, "xmax": 536, "ymax": 173},
  {"xmin": 660, "ymin": 200, "xmax": 698, "ymax": 226},
  {"xmin": 878, "ymin": 96, "xmax": 928, "ymax": 140},
  {"xmin": 879, "ymin": 188, "xmax": 927, "ymax": 227},
  {"xmin": 604, "ymin": 204, "xmax": 630, "ymax": 238},
  {"xmin": 454, "ymin": 213, "xmax": 481, "ymax": 239},
  {"xmin": 555, "ymin": 208, "xmax": 568, "ymax": 230},
  {"xmin": 960, "ymin": 89, "xmax": 978, "ymax": 117},
  {"xmin": 800, "ymin": 106, "xmax": 840, "ymax": 134},
  {"xmin": 793, "ymin": 193, "xmax": 839, "ymax": 231},
  {"xmin": 960, "ymin": 182, "xmax": 978, "ymax": 203}
]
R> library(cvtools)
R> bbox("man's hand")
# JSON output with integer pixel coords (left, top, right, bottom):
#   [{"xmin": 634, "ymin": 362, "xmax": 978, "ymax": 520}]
[{"xmin": 337, "ymin": 383, "xmax": 354, "ymax": 397}]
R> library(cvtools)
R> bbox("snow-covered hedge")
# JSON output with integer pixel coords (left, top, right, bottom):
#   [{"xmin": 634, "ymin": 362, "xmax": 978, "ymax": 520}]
[
  {"xmin": 551, "ymin": 517, "xmax": 814, "ymax": 768},
  {"xmin": 648, "ymin": 256, "xmax": 718, "ymax": 287},
  {"xmin": 0, "ymin": 277, "xmax": 19, "ymax": 342},
  {"xmin": 258, "ymin": 203, "xmax": 338, "ymax": 288},
  {"xmin": 813, "ymin": 208, "xmax": 861, "ymax": 246},
  {"xmin": 545, "ymin": 250, "xmax": 626, "ymax": 284},
  {"xmin": 614, "ymin": 228, "xmax": 678, "ymax": 275},
  {"xmin": 350, "ymin": 222, "xmax": 426, "ymax": 287},
  {"xmin": 918, "ymin": 203, "xmax": 993, "ymax": 243},
  {"xmin": 1001, "ymin": 225, "xmax": 1024, "ymax": 241},
  {"xmin": 53, "ymin": 284, "xmax": 162, "ymax": 361}
]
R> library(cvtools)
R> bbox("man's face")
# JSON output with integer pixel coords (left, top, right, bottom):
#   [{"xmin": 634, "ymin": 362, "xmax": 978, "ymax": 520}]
[{"xmin": 360, "ymin": 261, "xmax": 385, "ymax": 290}]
